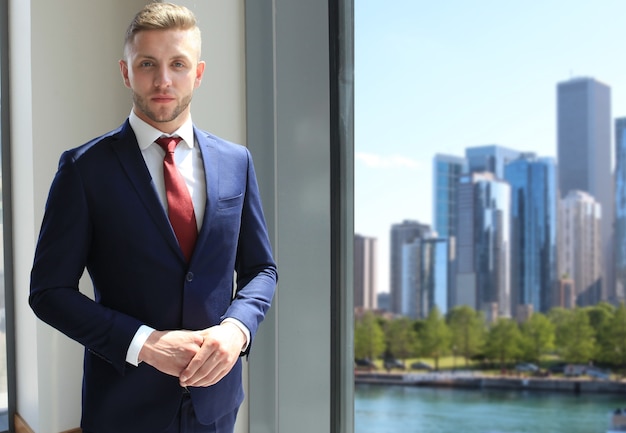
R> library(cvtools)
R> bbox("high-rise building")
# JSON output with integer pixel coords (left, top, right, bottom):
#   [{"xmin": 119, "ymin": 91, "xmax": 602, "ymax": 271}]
[
  {"xmin": 465, "ymin": 145, "xmax": 521, "ymax": 179},
  {"xmin": 504, "ymin": 154, "xmax": 558, "ymax": 313},
  {"xmin": 455, "ymin": 172, "xmax": 511, "ymax": 319},
  {"xmin": 433, "ymin": 154, "xmax": 467, "ymax": 238},
  {"xmin": 421, "ymin": 237, "xmax": 449, "ymax": 317},
  {"xmin": 557, "ymin": 77, "xmax": 613, "ymax": 301},
  {"xmin": 353, "ymin": 234, "xmax": 378, "ymax": 310},
  {"xmin": 554, "ymin": 277, "xmax": 576, "ymax": 309},
  {"xmin": 559, "ymin": 190, "xmax": 602, "ymax": 306},
  {"xmin": 614, "ymin": 117, "xmax": 626, "ymax": 303},
  {"xmin": 377, "ymin": 292, "xmax": 391, "ymax": 312},
  {"xmin": 432, "ymin": 154, "xmax": 466, "ymax": 313},
  {"xmin": 399, "ymin": 234, "xmax": 447, "ymax": 319},
  {"xmin": 401, "ymin": 239, "xmax": 422, "ymax": 319},
  {"xmin": 389, "ymin": 220, "xmax": 430, "ymax": 315}
]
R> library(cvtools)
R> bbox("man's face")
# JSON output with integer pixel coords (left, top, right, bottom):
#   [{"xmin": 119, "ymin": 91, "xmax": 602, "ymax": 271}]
[{"xmin": 119, "ymin": 29, "xmax": 205, "ymax": 133}]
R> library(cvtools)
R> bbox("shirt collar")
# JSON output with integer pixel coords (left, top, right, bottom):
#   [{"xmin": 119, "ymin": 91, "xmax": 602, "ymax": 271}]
[{"xmin": 129, "ymin": 110, "xmax": 195, "ymax": 150}]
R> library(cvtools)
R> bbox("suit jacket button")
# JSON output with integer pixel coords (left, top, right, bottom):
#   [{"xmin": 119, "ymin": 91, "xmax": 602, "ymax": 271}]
[{"xmin": 186, "ymin": 272, "xmax": 194, "ymax": 282}]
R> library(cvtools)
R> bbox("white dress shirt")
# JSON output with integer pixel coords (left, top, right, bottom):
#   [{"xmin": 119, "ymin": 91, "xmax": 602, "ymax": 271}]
[{"xmin": 125, "ymin": 111, "xmax": 249, "ymax": 366}]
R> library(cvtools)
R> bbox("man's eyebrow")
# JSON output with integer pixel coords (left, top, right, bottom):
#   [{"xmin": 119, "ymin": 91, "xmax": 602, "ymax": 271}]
[
  {"xmin": 135, "ymin": 54, "xmax": 193, "ymax": 62},
  {"xmin": 134, "ymin": 54, "xmax": 157, "ymax": 60}
]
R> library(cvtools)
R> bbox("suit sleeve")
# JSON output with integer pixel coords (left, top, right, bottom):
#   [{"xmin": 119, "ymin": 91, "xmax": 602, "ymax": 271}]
[
  {"xmin": 221, "ymin": 148, "xmax": 277, "ymax": 352},
  {"xmin": 29, "ymin": 151, "xmax": 143, "ymax": 375}
]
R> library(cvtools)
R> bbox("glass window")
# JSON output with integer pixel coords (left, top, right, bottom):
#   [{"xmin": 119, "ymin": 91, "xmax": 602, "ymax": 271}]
[{"xmin": 355, "ymin": 2, "xmax": 626, "ymax": 432}]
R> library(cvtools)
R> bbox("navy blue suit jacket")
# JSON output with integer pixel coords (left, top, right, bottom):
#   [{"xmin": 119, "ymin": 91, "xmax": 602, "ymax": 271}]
[{"xmin": 30, "ymin": 120, "xmax": 277, "ymax": 432}]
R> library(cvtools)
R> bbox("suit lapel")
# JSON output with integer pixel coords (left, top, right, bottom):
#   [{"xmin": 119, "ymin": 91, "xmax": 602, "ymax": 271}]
[
  {"xmin": 111, "ymin": 121, "xmax": 183, "ymax": 259},
  {"xmin": 194, "ymin": 127, "xmax": 219, "ymax": 256}
]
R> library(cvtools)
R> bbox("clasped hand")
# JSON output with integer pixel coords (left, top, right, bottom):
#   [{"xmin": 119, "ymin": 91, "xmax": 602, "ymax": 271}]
[{"xmin": 138, "ymin": 322, "xmax": 245, "ymax": 388}]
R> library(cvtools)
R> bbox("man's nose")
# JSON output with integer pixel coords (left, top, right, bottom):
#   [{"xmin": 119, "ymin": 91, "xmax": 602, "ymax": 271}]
[{"xmin": 154, "ymin": 67, "xmax": 172, "ymax": 87}]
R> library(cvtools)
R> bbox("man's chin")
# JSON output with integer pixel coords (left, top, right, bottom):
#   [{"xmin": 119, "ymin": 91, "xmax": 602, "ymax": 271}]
[{"xmin": 148, "ymin": 111, "xmax": 180, "ymax": 124}]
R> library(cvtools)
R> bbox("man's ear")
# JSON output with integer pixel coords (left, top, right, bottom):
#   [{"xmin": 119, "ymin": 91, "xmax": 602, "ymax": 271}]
[
  {"xmin": 195, "ymin": 61, "xmax": 206, "ymax": 88},
  {"xmin": 119, "ymin": 60, "xmax": 131, "ymax": 88}
]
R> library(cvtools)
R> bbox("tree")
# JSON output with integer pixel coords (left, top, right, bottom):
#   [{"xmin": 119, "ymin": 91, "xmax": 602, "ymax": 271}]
[
  {"xmin": 557, "ymin": 308, "xmax": 596, "ymax": 364},
  {"xmin": 585, "ymin": 302, "xmax": 615, "ymax": 331},
  {"xmin": 520, "ymin": 313, "xmax": 555, "ymax": 363},
  {"xmin": 447, "ymin": 305, "xmax": 485, "ymax": 366},
  {"xmin": 583, "ymin": 302, "xmax": 615, "ymax": 363},
  {"xmin": 548, "ymin": 307, "xmax": 573, "ymax": 350},
  {"xmin": 354, "ymin": 312, "xmax": 385, "ymax": 361},
  {"xmin": 483, "ymin": 318, "xmax": 522, "ymax": 370},
  {"xmin": 418, "ymin": 306, "xmax": 450, "ymax": 370},
  {"xmin": 385, "ymin": 317, "xmax": 419, "ymax": 362},
  {"xmin": 602, "ymin": 303, "xmax": 626, "ymax": 374}
]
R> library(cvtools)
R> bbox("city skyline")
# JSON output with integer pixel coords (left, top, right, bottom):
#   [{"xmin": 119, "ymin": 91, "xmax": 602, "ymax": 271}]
[{"xmin": 355, "ymin": 1, "xmax": 626, "ymax": 293}]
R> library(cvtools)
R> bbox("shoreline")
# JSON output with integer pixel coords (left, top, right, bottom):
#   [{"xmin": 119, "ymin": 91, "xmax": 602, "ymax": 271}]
[{"xmin": 355, "ymin": 371, "xmax": 626, "ymax": 394}]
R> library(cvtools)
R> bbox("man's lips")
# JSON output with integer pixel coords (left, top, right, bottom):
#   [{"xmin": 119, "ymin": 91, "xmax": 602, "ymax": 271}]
[{"xmin": 152, "ymin": 96, "xmax": 175, "ymax": 103}]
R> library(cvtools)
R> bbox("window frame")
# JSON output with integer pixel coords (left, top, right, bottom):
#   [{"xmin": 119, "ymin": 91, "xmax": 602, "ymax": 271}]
[
  {"xmin": 0, "ymin": 0, "xmax": 16, "ymax": 431},
  {"xmin": 244, "ymin": 0, "xmax": 354, "ymax": 432}
]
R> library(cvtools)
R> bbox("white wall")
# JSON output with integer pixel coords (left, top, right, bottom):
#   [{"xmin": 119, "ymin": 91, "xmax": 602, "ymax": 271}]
[
  {"xmin": 10, "ymin": 1, "xmax": 246, "ymax": 431},
  {"xmin": 177, "ymin": 0, "xmax": 246, "ymax": 144}
]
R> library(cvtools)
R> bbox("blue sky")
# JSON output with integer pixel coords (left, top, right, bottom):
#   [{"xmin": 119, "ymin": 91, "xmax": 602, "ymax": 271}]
[{"xmin": 355, "ymin": 1, "xmax": 626, "ymax": 292}]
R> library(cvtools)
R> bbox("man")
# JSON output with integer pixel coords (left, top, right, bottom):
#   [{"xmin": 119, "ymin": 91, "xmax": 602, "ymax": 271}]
[{"xmin": 29, "ymin": 3, "xmax": 277, "ymax": 433}]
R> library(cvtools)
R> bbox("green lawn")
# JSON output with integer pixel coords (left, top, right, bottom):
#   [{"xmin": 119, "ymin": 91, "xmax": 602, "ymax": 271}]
[
  {"xmin": 369, "ymin": 356, "xmax": 479, "ymax": 371},
  {"xmin": 367, "ymin": 355, "xmax": 575, "ymax": 375}
]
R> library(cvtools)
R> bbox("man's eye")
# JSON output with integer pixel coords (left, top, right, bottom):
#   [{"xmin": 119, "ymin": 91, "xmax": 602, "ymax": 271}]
[
  {"xmin": 173, "ymin": 62, "xmax": 185, "ymax": 68},
  {"xmin": 140, "ymin": 61, "xmax": 154, "ymax": 67}
]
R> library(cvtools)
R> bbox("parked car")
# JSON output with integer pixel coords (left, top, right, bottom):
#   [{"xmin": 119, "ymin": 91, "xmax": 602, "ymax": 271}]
[
  {"xmin": 547, "ymin": 362, "xmax": 567, "ymax": 374},
  {"xmin": 515, "ymin": 363, "xmax": 539, "ymax": 372},
  {"xmin": 586, "ymin": 367, "xmax": 611, "ymax": 380},
  {"xmin": 383, "ymin": 358, "xmax": 406, "ymax": 371},
  {"xmin": 355, "ymin": 358, "xmax": 377, "ymax": 370},
  {"xmin": 410, "ymin": 361, "xmax": 433, "ymax": 371},
  {"xmin": 564, "ymin": 364, "xmax": 587, "ymax": 377}
]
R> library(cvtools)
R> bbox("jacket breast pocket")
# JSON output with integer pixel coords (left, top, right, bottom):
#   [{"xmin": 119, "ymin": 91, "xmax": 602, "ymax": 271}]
[{"xmin": 217, "ymin": 192, "xmax": 244, "ymax": 210}]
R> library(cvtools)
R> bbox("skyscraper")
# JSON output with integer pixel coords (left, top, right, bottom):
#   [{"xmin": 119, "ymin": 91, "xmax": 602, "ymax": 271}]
[
  {"xmin": 420, "ymin": 237, "xmax": 449, "ymax": 317},
  {"xmin": 432, "ymin": 154, "xmax": 466, "ymax": 313},
  {"xmin": 465, "ymin": 145, "xmax": 521, "ymax": 179},
  {"xmin": 559, "ymin": 190, "xmax": 602, "ymax": 306},
  {"xmin": 353, "ymin": 234, "xmax": 378, "ymax": 311},
  {"xmin": 455, "ymin": 172, "xmax": 511, "ymax": 319},
  {"xmin": 389, "ymin": 220, "xmax": 430, "ymax": 315},
  {"xmin": 399, "ymin": 234, "xmax": 447, "ymax": 319},
  {"xmin": 433, "ymin": 154, "xmax": 467, "ymax": 238},
  {"xmin": 504, "ymin": 154, "xmax": 558, "ymax": 314},
  {"xmin": 557, "ymin": 77, "xmax": 613, "ymax": 300},
  {"xmin": 401, "ymin": 239, "xmax": 422, "ymax": 319},
  {"xmin": 614, "ymin": 117, "xmax": 626, "ymax": 303}
]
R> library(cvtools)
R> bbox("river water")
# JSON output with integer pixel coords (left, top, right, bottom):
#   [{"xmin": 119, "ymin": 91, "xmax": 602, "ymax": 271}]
[{"xmin": 355, "ymin": 384, "xmax": 625, "ymax": 433}]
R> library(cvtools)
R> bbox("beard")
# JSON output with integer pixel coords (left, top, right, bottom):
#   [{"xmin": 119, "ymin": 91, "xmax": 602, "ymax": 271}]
[{"xmin": 132, "ymin": 91, "xmax": 193, "ymax": 125}]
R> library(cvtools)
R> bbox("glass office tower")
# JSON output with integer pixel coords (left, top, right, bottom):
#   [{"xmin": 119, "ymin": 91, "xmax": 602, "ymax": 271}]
[
  {"xmin": 504, "ymin": 154, "xmax": 558, "ymax": 314},
  {"xmin": 433, "ymin": 154, "xmax": 466, "ymax": 313},
  {"xmin": 421, "ymin": 238, "xmax": 449, "ymax": 317},
  {"xmin": 456, "ymin": 172, "xmax": 511, "ymax": 319},
  {"xmin": 399, "ymin": 234, "xmax": 447, "ymax": 319},
  {"xmin": 615, "ymin": 117, "xmax": 626, "ymax": 303},
  {"xmin": 465, "ymin": 145, "xmax": 520, "ymax": 179},
  {"xmin": 401, "ymin": 239, "xmax": 422, "ymax": 319},
  {"xmin": 390, "ymin": 220, "xmax": 431, "ymax": 315},
  {"xmin": 433, "ymin": 154, "xmax": 467, "ymax": 238}
]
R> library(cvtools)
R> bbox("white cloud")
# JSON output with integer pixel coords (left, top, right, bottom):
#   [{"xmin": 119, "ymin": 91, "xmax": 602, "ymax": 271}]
[{"xmin": 356, "ymin": 152, "xmax": 422, "ymax": 169}]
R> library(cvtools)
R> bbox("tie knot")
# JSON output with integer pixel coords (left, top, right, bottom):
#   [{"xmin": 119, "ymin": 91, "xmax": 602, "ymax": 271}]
[{"xmin": 156, "ymin": 136, "xmax": 183, "ymax": 153}]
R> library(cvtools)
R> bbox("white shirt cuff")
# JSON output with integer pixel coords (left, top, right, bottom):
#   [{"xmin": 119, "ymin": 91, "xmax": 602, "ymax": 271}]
[
  {"xmin": 221, "ymin": 318, "xmax": 250, "ymax": 352},
  {"xmin": 126, "ymin": 325, "xmax": 155, "ymax": 366}
]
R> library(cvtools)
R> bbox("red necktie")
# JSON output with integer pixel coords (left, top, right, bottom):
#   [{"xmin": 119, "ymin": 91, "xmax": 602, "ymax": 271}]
[{"xmin": 156, "ymin": 136, "xmax": 197, "ymax": 262}]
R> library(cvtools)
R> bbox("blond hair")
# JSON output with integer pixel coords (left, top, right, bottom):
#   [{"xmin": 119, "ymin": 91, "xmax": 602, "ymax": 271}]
[{"xmin": 124, "ymin": 2, "xmax": 201, "ymax": 57}]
